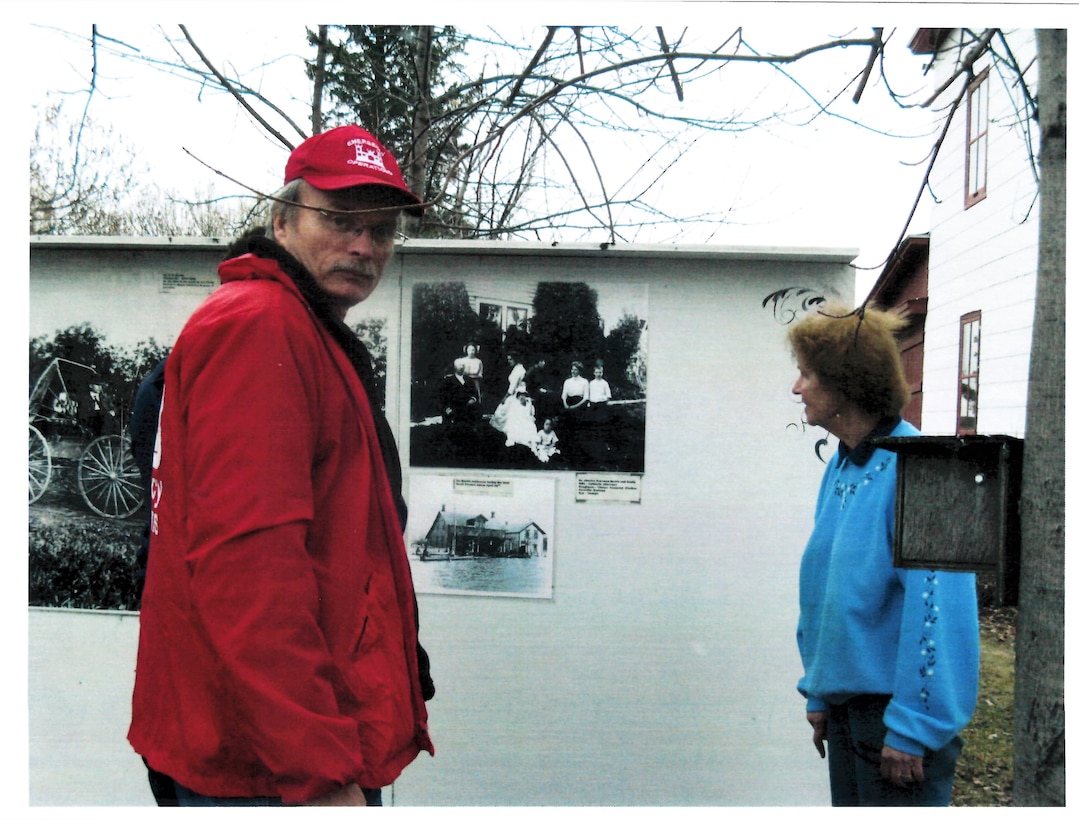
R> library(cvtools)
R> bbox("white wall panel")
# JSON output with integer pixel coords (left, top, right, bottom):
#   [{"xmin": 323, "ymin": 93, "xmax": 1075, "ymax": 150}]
[{"xmin": 29, "ymin": 238, "xmax": 853, "ymax": 807}]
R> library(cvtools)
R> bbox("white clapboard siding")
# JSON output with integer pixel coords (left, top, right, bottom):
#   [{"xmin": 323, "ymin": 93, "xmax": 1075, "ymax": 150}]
[{"xmin": 919, "ymin": 29, "xmax": 1040, "ymax": 438}]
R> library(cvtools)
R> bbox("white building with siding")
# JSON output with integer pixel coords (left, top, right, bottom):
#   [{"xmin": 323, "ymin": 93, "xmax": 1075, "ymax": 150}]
[{"xmin": 911, "ymin": 28, "xmax": 1040, "ymax": 437}]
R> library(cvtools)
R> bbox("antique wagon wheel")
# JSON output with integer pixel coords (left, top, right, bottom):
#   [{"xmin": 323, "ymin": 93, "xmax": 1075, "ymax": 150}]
[
  {"xmin": 28, "ymin": 425, "xmax": 51, "ymax": 504},
  {"xmin": 77, "ymin": 434, "xmax": 144, "ymax": 519}
]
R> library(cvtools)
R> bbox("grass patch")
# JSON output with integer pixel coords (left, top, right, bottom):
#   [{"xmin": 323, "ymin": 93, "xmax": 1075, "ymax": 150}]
[
  {"xmin": 952, "ymin": 606, "xmax": 1015, "ymax": 806},
  {"xmin": 29, "ymin": 513, "xmax": 143, "ymax": 611}
]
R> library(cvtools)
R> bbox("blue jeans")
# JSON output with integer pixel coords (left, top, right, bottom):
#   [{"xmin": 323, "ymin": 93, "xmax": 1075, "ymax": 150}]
[
  {"xmin": 174, "ymin": 783, "xmax": 383, "ymax": 807},
  {"xmin": 826, "ymin": 695, "xmax": 962, "ymax": 806}
]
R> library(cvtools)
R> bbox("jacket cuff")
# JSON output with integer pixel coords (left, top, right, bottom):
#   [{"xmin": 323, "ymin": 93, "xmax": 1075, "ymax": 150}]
[{"xmin": 884, "ymin": 728, "xmax": 927, "ymax": 757}]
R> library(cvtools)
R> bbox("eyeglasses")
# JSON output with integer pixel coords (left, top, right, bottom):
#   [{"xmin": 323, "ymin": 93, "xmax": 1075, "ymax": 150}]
[{"xmin": 315, "ymin": 209, "xmax": 399, "ymax": 244}]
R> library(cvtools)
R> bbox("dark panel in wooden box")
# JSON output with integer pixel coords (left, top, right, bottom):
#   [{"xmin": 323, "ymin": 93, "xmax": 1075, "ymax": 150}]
[{"xmin": 875, "ymin": 435, "xmax": 1023, "ymax": 605}]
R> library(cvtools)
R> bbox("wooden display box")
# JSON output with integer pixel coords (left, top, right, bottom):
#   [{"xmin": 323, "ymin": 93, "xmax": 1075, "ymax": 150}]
[{"xmin": 874, "ymin": 435, "xmax": 1023, "ymax": 606}]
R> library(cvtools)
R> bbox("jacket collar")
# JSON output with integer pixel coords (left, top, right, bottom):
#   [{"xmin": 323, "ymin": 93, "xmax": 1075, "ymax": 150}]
[
  {"xmin": 838, "ymin": 416, "xmax": 902, "ymax": 467},
  {"xmin": 219, "ymin": 231, "xmax": 340, "ymax": 316}
]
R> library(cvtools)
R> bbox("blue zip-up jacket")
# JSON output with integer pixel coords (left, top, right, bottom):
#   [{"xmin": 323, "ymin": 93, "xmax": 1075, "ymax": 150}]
[{"xmin": 796, "ymin": 418, "xmax": 980, "ymax": 756}]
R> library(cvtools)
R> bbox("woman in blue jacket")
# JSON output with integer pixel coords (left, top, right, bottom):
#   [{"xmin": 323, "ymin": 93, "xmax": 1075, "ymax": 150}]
[{"xmin": 788, "ymin": 304, "xmax": 979, "ymax": 806}]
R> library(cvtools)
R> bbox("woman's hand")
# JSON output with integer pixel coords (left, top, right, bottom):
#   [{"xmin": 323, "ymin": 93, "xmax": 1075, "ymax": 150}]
[
  {"xmin": 807, "ymin": 711, "xmax": 828, "ymax": 758},
  {"xmin": 880, "ymin": 744, "xmax": 924, "ymax": 787}
]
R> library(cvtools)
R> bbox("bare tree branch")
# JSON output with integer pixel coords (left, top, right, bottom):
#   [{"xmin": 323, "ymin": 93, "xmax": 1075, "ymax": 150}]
[
  {"xmin": 920, "ymin": 28, "xmax": 997, "ymax": 106},
  {"xmin": 41, "ymin": 24, "xmax": 1034, "ymax": 259},
  {"xmin": 504, "ymin": 27, "xmax": 557, "ymax": 109},
  {"xmin": 531, "ymin": 107, "xmax": 617, "ymax": 243},
  {"xmin": 855, "ymin": 33, "xmax": 988, "ymax": 280},
  {"xmin": 852, "ymin": 27, "xmax": 884, "ymax": 103},
  {"xmin": 179, "ymin": 24, "xmax": 299, "ymax": 150}
]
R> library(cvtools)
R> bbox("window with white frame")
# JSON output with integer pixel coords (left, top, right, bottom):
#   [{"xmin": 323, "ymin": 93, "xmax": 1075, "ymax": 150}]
[
  {"xmin": 479, "ymin": 302, "xmax": 502, "ymax": 326},
  {"xmin": 957, "ymin": 311, "xmax": 981, "ymax": 434},
  {"xmin": 965, "ymin": 68, "xmax": 990, "ymax": 208},
  {"xmin": 477, "ymin": 300, "xmax": 531, "ymax": 335}
]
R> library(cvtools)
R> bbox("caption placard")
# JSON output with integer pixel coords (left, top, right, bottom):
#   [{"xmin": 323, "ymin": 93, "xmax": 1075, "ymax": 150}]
[{"xmin": 574, "ymin": 473, "xmax": 642, "ymax": 503}]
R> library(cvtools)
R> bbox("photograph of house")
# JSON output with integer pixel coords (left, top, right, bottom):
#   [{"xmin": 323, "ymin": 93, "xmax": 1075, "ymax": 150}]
[
  {"xmin": 405, "ymin": 473, "xmax": 556, "ymax": 599},
  {"xmin": 419, "ymin": 508, "xmax": 548, "ymax": 559}
]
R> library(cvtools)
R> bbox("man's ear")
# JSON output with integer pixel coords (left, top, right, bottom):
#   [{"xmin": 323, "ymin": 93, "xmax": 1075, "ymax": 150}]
[{"xmin": 271, "ymin": 211, "xmax": 287, "ymax": 243}]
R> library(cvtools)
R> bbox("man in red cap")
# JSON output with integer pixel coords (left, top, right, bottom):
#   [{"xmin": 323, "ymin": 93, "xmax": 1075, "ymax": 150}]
[{"xmin": 128, "ymin": 126, "xmax": 434, "ymax": 806}]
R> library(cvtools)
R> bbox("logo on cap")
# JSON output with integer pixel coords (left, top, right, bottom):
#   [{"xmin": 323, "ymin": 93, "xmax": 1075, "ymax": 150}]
[{"xmin": 347, "ymin": 137, "xmax": 391, "ymax": 177}]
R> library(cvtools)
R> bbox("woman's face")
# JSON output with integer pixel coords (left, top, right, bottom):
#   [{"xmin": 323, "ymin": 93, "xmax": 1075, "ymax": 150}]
[
  {"xmin": 792, "ymin": 363, "xmax": 846, "ymax": 430},
  {"xmin": 465, "ymin": 345, "xmax": 477, "ymax": 357}
]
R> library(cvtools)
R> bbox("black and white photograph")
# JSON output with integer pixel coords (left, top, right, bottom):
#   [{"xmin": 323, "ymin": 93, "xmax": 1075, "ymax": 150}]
[
  {"xmin": 27, "ymin": 264, "xmax": 391, "ymax": 613},
  {"xmin": 409, "ymin": 280, "xmax": 648, "ymax": 473},
  {"xmin": 406, "ymin": 474, "xmax": 556, "ymax": 599}
]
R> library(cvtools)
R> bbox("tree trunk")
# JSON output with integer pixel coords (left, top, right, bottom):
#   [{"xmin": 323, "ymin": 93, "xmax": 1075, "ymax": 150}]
[
  {"xmin": 409, "ymin": 26, "xmax": 434, "ymax": 206},
  {"xmin": 310, "ymin": 25, "xmax": 329, "ymax": 136},
  {"xmin": 1012, "ymin": 28, "xmax": 1066, "ymax": 807}
]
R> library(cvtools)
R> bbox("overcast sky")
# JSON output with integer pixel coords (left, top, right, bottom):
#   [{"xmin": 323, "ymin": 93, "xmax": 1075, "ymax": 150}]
[
  {"xmin": 37, "ymin": 20, "xmax": 924, "ymax": 265},
  {"xmin": 16, "ymin": 4, "xmax": 1068, "ymax": 300},
  {"xmin": 21, "ymin": 10, "xmax": 947, "ymax": 285}
]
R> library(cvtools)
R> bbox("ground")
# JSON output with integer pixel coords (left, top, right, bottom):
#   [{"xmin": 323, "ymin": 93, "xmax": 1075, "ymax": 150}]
[{"xmin": 952, "ymin": 605, "xmax": 1016, "ymax": 806}]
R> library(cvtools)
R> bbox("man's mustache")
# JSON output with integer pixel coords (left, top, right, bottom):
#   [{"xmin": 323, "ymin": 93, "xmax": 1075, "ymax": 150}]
[{"xmin": 330, "ymin": 264, "xmax": 377, "ymax": 277}]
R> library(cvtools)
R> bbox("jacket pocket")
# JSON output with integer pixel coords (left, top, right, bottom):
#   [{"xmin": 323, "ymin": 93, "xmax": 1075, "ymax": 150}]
[{"xmin": 352, "ymin": 616, "xmax": 370, "ymax": 656}]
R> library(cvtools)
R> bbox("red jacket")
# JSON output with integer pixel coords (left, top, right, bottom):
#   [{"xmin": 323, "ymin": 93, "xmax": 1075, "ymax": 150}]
[{"xmin": 128, "ymin": 254, "xmax": 433, "ymax": 803}]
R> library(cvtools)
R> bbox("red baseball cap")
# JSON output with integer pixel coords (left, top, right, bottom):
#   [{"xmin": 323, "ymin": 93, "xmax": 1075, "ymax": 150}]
[{"xmin": 284, "ymin": 125, "xmax": 424, "ymax": 215}]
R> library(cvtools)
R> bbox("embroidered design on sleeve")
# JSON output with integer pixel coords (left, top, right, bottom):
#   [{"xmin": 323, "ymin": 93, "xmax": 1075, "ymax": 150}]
[{"xmin": 918, "ymin": 572, "xmax": 940, "ymax": 710}]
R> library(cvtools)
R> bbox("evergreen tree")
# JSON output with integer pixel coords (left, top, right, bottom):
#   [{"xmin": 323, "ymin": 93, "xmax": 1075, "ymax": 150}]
[
  {"xmin": 308, "ymin": 25, "xmax": 478, "ymax": 237},
  {"xmin": 530, "ymin": 282, "xmax": 605, "ymax": 377},
  {"xmin": 410, "ymin": 282, "xmax": 492, "ymax": 415},
  {"xmin": 603, "ymin": 313, "xmax": 646, "ymax": 397}
]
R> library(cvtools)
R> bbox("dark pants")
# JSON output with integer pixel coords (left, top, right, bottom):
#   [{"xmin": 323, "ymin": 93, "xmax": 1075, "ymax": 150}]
[
  {"xmin": 826, "ymin": 695, "xmax": 962, "ymax": 807},
  {"xmin": 144, "ymin": 759, "xmax": 178, "ymax": 807},
  {"xmin": 173, "ymin": 783, "xmax": 383, "ymax": 807}
]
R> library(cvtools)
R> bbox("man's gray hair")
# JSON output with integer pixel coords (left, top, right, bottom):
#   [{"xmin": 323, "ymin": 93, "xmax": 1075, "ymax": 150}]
[
  {"xmin": 264, "ymin": 179, "xmax": 407, "ymax": 236},
  {"xmin": 264, "ymin": 179, "xmax": 305, "ymax": 233}
]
